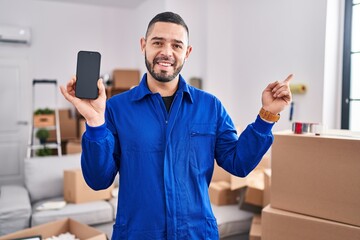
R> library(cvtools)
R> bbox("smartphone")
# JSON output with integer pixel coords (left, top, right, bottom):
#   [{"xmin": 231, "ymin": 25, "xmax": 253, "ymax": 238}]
[{"xmin": 75, "ymin": 50, "xmax": 101, "ymax": 99}]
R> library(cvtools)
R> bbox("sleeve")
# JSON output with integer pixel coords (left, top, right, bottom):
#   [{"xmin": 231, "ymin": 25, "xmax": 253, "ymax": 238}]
[
  {"xmin": 80, "ymin": 104, "xmax": 120, "ymax": 190},
  {"xmin": 214, "ymin": 101, "xmax": 274, "ymax": 177}
]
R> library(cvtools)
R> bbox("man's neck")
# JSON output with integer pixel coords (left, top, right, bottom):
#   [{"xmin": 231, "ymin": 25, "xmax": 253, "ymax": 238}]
[{"xmin": 147, "ymin": 74, "xmax": 179, "ymax": 97}]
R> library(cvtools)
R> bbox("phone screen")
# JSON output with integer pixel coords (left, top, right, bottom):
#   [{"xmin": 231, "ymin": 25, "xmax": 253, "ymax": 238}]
[{"xmin": 75, "ymin": 51, "xmax": 101, "ymax": 99}]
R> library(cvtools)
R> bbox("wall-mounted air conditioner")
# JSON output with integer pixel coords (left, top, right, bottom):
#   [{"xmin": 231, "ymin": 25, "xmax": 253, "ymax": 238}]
[{"xmin": 0, "ymin": 25, "xmax": 31, "ymax": 45}]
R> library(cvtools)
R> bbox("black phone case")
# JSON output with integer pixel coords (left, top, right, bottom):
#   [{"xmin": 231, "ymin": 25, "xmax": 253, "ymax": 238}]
[{"xmin": 75, "ymin": 50, "xmax": 101, "ymax": 99}]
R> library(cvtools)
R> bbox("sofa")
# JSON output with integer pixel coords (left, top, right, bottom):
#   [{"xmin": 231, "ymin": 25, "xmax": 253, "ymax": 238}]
[{"xmin": 0, "ymin": 153, "xmax": 253, "ymax": 239}]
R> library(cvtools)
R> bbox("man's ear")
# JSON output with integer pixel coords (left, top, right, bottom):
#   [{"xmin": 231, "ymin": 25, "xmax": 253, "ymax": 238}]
[
  {"xmin": 140, "ymin": 37, "xmax": 146, "ymax": 54},
  {"xmin": 185, "ymin": 45, "xmax": 193, "ymax": 60}
]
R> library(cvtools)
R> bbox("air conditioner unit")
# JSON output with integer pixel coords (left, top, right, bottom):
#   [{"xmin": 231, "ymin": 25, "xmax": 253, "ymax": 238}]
[{"xmin": 0, "ymin": 25, "xmax": 31, "ymax": 45}]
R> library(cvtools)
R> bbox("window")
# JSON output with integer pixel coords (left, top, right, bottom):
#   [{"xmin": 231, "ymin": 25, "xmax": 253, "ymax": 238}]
[{"xmin": 342, "ymin": 0, "xmax": 360, "ymax": 131}]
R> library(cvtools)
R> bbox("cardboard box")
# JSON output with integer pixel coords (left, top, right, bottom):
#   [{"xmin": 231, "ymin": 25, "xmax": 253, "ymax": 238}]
[
  {"xmin": 210, "ymin": 155, "xmax": 269, "ymax": 206},
  {"xmin": 238, "ymin": 187, "xmax": 262, "ymax": 214},
  {"xmin": 66, "ymin": 140, "xmax": 82, "ymax": 154},
  {"xmin": 271, "ymin": 130, "xmax": 360, "ymax": 226},
  {"xmin": 262, "ymin": 168, "xmax": 271, "ymax": 207},
  {"xmin": 64, "ymin": 169, "xmax": 114, "ymax": 204},
  {"xmin": 209, "ymin": 181, "xmax": 239, "ymax": 205},
  {"xmin": 48, "ymin": 109, "xmax": 77, "ymax": 141},
  {"xmin": 230, "ymin": 155, "xmax": 270, "ymax": 190},
  {"xmin": 34, "ymin": 114, "xmax": 55, "ymax": 127},
  {"xmin": 262, "ymin": 205, "xmax": 360, "ymax": 240},
  {"xmin": 245, "ymin": 186, "xmax": 263, "ymax": 207},
  {"xmin": 106, "ymin": 86, "xmax": 129, "ymax": 98},
  {"xmin": 0, "ymin": 218, "xmax": 106, "ymax": 240},
  {"xmin": 78, "ymin": 118, "xmax": 86, "ymax": 138},
  {"xmin": 249, "ymin": 214, "xmax": 262, "ymax": 240},
  {"xmin": 112, "ymin": 69, "xmax": 140, "ymax": 89}
]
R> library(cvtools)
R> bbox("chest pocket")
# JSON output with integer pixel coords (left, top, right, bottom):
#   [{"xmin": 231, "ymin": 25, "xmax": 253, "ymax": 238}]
[{"xmin": 189, "ymin": 123, "xmax": 216, "ymax": 170}]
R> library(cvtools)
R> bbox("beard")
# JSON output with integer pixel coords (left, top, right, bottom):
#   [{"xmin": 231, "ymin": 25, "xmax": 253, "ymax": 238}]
[{"xmin": 145, "ymin": 53, "xmax": 184, "ymax": 83}]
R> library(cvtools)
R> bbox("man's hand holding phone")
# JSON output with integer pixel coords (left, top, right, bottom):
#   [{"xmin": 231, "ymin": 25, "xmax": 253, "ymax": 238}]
[
  {"xmin": 60, "ymin": 76, "xmax": 106, "ymax": 127},
  {"xmin": 60, "ymin": 50, "xmax": 106, "ymax": 127}
]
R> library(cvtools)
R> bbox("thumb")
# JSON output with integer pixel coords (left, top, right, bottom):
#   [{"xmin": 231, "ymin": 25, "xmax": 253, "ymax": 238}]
[{"xmin": 97, "ymin": 78, "xmax": 107, "ymax": 99}]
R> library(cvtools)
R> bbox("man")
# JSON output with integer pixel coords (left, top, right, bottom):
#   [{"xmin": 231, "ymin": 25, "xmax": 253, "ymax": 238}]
[{"xmin": 61, "ymin": 11, "xmax": 292, "ymax": 240}]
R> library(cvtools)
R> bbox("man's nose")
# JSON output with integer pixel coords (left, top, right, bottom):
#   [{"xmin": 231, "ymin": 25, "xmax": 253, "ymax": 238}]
[{"xmin": 160, "ymin": 43, "xmax": 173, "ymax": 56}]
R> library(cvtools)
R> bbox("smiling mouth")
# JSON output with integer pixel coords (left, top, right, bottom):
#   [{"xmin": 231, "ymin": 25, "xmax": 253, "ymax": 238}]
[
  {"xmin": 154, "ymin": 55, "xmax": 175, "ymax": 68},
  {"xmin": 156, "ymin": 61, "xmax": 173, "ymax": 67}
]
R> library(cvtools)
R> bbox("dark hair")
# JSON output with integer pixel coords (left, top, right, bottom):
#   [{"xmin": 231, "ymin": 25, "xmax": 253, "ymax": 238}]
[{"xmin": 145, "ymin": 12, "xmax": 189, "ymax": 41}]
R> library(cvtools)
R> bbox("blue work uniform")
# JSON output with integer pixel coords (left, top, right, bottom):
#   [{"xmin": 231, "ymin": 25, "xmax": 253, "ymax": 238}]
[{"xmin": 81, "ymin": 74, "xmax": 274, "ymax": 240}]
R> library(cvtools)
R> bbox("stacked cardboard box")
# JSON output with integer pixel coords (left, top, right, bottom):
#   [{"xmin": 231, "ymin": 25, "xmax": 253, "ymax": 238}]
[
  {"xmin": 209, "ymin": 155, "xmax": 270, "ymax": 206},
  {"xmin": 249, "ymin": 214, "xmax": 262, "ymax": 240},
  {"xmin": 65, "ymin": 118, "xmax": 86, "ymax": 154},
  {"xmin": 48, "ymin": 109, "xmax": 77, "ymax": 142},
  {"xmin": 209, "ymin": 162, "xmax": 240, "ymax": 205},
  {"xmin": 262, "ymin": 130, "xmax": 360, "ymax": 240},
  {"xmin": 106, "ymin": 69, "xmax": 140, "ymax": 98},
  {"xmin": 112, "ymin": 69, "xmax": 140, "ymax": 89}
]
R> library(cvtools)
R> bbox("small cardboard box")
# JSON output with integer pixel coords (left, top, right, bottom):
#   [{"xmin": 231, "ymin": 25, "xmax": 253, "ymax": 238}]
[
  {"xmin": 271, "ymin": 130, "xmax": 360, "ymax": 227},
  {"xmin": 112, "ymin": 69, "xmax": 140, "ymax": 89},
  {"xmin": 210, "ymin": 155, "xmax": 269, "ymax": 206},
  {"xmin": 0, "ymin": 218, "xmax": 106, "ymax": 240},
  {"xmin": 238, "ymin": 187, "xmax": 263, "ymax": 214},
  {"xmin": 249, "ymin": 214, "xmax": 262, "ymax": 240},
  {"xmin": 78, "ymin": 118, "xmax": 86, "ymax": 138},
  {"xmin": 230, "ymin": 155, "xmax": 270, "ymax": 190},
  {"xmin": 262, "ymin": 205, "xmax": 360, "ymax": 240},
  {"xmin": 34, "ymin": 114, "xmax": 55, "ymax": 127},
  {"xmin": 244, "ymin": 186, "xmax": 263, "ymax": 207},
  {"xmin": 209, "ymin": 181, "xmax": 239, "ymax": 205},
  {"xmin": 48, "ymin": 109, "xmax": 77, "ymax": 141},
  {"xmin": 66, "ymin": 140, "xmax": 82, "ymax": 154},
  {"xmin": 64, "ymin": 169, "xmax": 114, "ymax": 204}
]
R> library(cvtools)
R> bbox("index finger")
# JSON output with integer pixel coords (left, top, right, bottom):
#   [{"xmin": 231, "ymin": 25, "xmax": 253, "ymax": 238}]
[
  {"xmin": 284, "ymin": 74, "xmax": 294, "ymax": 83},
  {"xmin": 66, "ymin": 76, "xmax": 76, "ymax": 92}
]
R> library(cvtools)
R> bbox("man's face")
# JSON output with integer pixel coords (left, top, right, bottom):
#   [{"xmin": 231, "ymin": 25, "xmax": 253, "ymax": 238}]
[{"xmin": 141, "ymin": 22, "xmax": 192, "ymax": 83}]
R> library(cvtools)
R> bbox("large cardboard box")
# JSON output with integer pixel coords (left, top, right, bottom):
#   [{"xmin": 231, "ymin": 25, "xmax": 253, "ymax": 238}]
[
  {"xmin": 64, "ymin": 169, "xmax": 114, "ymax": 204},
  {"xmin": 271, "ymin": 130, "xmax": 360, "ymax": 226},
  {"xmin": 0, "ymin": 218, "xmax": 106, "ymax": 240},
  {"xmin": 112, "ymin": 69, "xmax": 140, "ymax": 89},
  {"xmin": 262, "ymin": 205, "xmax": 360, "ymax": 240}
]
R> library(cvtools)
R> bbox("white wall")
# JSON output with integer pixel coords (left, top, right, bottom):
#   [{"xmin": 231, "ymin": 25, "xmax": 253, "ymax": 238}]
[
  {"xmin": 0, "ymin": 0, "xmax": 140, "ymax": 111},
  {"xmin": 0, "ymin": 0, "xmax": 343, "ymax": 132},
  {"xmin": 205, "ymin": 0, "xmax": 342, "ymax": 131}
]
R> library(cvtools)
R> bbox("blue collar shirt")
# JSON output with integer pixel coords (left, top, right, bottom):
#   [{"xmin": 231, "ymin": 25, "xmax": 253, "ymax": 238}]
[{"xmin": 81, "ymin": 74, "xmax": 274, "ymax": 240}]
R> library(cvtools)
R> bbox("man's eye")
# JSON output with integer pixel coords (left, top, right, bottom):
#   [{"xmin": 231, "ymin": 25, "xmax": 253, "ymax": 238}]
[
  {"xmin": 153, "ymin": 42, "xmax": 162, "ymax": 46},
  {"xmin": 173, "ymin": 44, "xmax": 182, "ymax": 49}
]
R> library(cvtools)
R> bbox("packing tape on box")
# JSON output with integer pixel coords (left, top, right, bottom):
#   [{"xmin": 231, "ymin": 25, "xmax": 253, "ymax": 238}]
[
  {"xmin": 292, "ymin": 122, "xmax": 322, "ymax": 135},
  {"xmin": 290, "ymin": 84, "xmax": 307, "ymax": 94}
]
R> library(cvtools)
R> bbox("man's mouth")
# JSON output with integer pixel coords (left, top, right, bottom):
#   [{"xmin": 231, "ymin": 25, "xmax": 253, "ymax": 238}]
[
  {"xmin": 154, "ymin": 56, "xmax": 175, "ymax": 68},
  {"xmin": 157, "ymin": 61, "xmax": 173, "ymax": 67}
]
